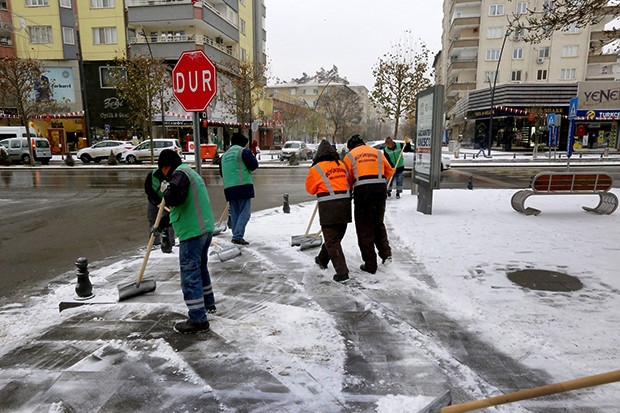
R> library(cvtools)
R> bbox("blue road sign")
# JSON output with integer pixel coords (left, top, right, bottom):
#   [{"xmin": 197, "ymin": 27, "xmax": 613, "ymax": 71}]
[{"xmin": 569, "ymin": 97, "xmax": 578, "ymax": 120}]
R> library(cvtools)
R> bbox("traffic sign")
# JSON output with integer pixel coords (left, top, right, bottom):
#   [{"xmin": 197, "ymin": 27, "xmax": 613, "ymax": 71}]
[
  {"xmin": 172, "ymin": 50, "xmax": 218, "ymax": 112},
  {"xmin": 569, "ymin": 97, "xmax": 578, "ymax": 120}
]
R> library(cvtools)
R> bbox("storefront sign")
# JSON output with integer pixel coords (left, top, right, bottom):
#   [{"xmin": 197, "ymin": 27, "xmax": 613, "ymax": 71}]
[{"xmin": 578, "ymin": 81, "xmax": 620, "ymax": 110}]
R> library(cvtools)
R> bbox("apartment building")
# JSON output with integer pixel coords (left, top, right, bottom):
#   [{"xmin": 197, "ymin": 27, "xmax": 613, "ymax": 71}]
[
  {"xmin": 1, "ymin": 0, "xmax": 266, "ymax": 151},
  {"xmin": 441, "ymin": 0, "xmax": 619, "ymax": 150}
]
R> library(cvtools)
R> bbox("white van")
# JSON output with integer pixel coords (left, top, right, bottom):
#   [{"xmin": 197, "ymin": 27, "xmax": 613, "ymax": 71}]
[
  {"xmin": 0, "ymin": 127, "xmax": 52, "ymax": 165},
  {"xmin": 0, "ymin": 126, "xmax": 38, "ymax": 140}
]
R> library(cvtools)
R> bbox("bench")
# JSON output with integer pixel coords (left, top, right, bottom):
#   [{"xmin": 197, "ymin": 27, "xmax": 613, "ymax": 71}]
[{"xmin": 511, "ymin": 172, "xmax": 618, "ymax": 216}]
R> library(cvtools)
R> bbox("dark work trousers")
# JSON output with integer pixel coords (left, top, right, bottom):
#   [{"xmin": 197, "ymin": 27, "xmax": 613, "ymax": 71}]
[
  {"xmin": 315, "ymin": 223, "xmax": 349, "ymax": 276},
  {"xmin": 353, "ymin": 193, "xmax": 391, "ymax": 272}
]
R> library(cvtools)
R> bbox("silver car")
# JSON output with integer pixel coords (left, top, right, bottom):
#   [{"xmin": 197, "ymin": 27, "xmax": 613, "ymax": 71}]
[
  {"xmin": 0, "ymin": 137, "xmax": 52, "ymax": 165},
  {"xmin": 121, "ymin": 139, "xmax": 183, "ymax": 164}
]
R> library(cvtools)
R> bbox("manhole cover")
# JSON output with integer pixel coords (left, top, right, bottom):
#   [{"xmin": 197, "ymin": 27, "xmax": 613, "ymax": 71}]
[{"xmin": 507, "ymin": 269, "xmax": 583, "ymax": 292}]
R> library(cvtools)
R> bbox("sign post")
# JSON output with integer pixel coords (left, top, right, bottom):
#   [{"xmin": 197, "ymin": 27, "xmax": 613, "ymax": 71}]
[
  {"xmin": 413, "ymin": 85, "xmax": 444, "ymax": 215},
  {"xmin": 172, "ymin": 50, "xmax": 218, "ymax": 174},
  {"xmin": 567, "ymin": 97, "xmax": 578, "ymax": 169}
]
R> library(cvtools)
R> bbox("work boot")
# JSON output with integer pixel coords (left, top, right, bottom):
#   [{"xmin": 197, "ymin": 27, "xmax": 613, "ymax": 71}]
[
  {"xmin": 360, "ymin": 264, "xmax": 376, "ymax": 274},
  {"xmin": 231, "ymin": 238, "xmax": 249, "ymax": 245},
  {"xmin": 333, "ymin": 273, "xmax": 349, "ymax": 282},
  {"xmin": 396, "ymin": 193, "xmax": 401, "ymax": 199},
  {"xmin": 173, "ymin": 319, "xmax": 210, "ymax": 334},
  {"xmin": 314, "ymin": 256, "xmax": 327, "ymax": 270},
  {"xmin": 382, "ymin": 256, "xmax": 392, "ymax": 265},
  {"xmin": 206, "ymin": 305, "xmax": 217, "ymax": 314},
  {"xmin": 387, "ymin": 192, "xmax": 392, "ymax": 197}
]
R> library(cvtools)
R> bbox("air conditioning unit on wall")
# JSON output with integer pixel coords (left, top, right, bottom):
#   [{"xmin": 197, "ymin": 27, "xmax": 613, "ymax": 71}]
[{"xmin": 536, "ymin": 57, "xmax": 544, "ymax": 64}]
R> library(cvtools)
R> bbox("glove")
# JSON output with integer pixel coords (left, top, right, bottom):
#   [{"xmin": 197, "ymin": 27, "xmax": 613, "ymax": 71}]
[
  {"xmin": 160, "ymin": 181, "xmax": 169, "ymax": 193},
  {"xmin": 150, "ymin": 226, "xmax": 163, "ymax": 237},
  {"xmin": 404, "ymin": 137, "xmax": 410, "ymax": 144}
]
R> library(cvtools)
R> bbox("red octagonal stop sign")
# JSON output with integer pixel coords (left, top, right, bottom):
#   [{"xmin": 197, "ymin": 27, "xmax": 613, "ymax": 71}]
[{"xmin": 172, "ymin": 50, "xmax": 218, "ymax": 112}]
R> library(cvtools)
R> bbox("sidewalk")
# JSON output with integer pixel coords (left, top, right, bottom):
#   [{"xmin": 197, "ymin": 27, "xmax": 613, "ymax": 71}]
[{"xmin": 1, "ymin": 183, "xmax": 619, "ymax": 411}]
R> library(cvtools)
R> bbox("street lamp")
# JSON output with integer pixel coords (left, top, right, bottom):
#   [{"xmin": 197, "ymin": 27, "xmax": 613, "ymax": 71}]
[{"xmin": 487, "ymin": 28, "xmax": 512, "ymax": 158}]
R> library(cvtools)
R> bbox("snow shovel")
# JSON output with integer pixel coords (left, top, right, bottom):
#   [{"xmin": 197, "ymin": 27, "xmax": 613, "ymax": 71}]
[
  {"xmin": 212, "ymin": 203, "xmax": 229, "ymax": 236},
  {"xmin": 387, "ymin": 144, "xmax": 406, "ymax": 189},
  {"xmin": 117, "ymin": 199, "xmax": 165, "ymax": 301},
  {"xmin": 423, "ymin": 369, "xmax": 620, "ymax": 413},
  {"xmin": 299, "ymin": 228, "xmax": 322, "ymax": 251},
  {"xmin": 210, "ymin": 241, "xmax": 241, "ymax": 262},
  {"xmin": 291, "ymin": 202, "xmax": 320, "ymax": 246}
]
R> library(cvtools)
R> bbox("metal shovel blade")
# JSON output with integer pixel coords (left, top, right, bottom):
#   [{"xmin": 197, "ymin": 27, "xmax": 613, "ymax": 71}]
[
  {"xmin": 117, "ymin": 278, "xmax": 157, "ymax": 301},
  {"xmin": 212, "ymin": 221, "xmax": 227, "ymax": 236},
  {"xmin": 291, "ymin": 232, "xmax": 320, "ymax": 247},
  {"xmin": 299, "ymin": 236, "xmax": 323, "ymax": 251},
  {"xmin": 417, "ymin": 390, "xmax": 451, "ymax": 413}
]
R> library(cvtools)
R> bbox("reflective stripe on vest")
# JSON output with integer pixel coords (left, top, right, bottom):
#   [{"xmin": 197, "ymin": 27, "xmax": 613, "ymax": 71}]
[
  {"xmin": 312, "ymin": 164, "xmax": 350, "ymax": 203},
  {"xmin": 345, "ymin": 148, "xmax": 386, "ymax": 187}
]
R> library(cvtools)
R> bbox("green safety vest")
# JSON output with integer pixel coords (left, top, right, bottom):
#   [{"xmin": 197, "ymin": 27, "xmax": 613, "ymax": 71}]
[
  {"xmin": 151, "ymin": 170, "xmax": 164, "ymax": 198},
  {"xmin": 221, "ymin": 146, "xmax": 253, "ymax": 189},
  {"xmin": 384, "ymin": 142, "xmax": 404, "ymax": 169},
  {"xmin": 169, "ymin": 164, "xmax": 214, "ymax": 241}
]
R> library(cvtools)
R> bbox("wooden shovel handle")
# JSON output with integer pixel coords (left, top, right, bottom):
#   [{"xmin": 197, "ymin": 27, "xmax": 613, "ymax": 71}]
[
  {"xmin": 442, "ymin": 369, "xmax": 620, "ymax": 413},
  {"xmin": 137, "ymin": 199, "xmax": 166, "ymax": 284},
  {"xmin": 217, "ymin": 203, "xmax": 229, "ymax": 224},
  {"xmin": 305, "ymin": 202, "xmax": 319, "ymax": 236}
]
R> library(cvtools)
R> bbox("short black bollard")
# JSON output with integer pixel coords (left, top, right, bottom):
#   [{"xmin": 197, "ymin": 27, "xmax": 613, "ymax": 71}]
[
  {"xmin": 283, "ymin": 193, "xmax": 290, "ymax": 213},
  {"xmin": 75, "ymin": 257, "xmax": 94, "ymax": 299},
  {"xmin": 513, "ymin": 153, "xmax": 516, "ymax": 159},
  {"xmin": 467, "ymin": 176, "xmax": 473, "ymax": 190}
]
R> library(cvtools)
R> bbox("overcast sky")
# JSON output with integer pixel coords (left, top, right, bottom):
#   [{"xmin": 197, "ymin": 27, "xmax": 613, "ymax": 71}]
[{"xmin": 264, "ymin": 0, "xmax": 443, "ymax": 89}]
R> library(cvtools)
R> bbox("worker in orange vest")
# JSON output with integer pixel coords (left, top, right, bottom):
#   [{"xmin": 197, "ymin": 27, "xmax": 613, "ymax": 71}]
[
  {"xmin": 305, "ymin": 140, "xmax": 352, "ymax": 282},
  {"xmin": 343, "ymin": 134, "xmax": 394, "ymax": 275}
]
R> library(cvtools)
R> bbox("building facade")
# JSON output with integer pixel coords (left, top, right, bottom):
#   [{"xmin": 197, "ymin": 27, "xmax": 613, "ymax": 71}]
[
  {"xmin": 1, "ymin": 0, "xmax": 266, "ymax": 152},
  {"xmin": 440, "ymin": 0, "xmax": 619, "ymax": 150}
]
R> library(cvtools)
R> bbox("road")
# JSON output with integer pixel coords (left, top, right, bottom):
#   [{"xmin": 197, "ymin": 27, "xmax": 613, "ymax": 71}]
[{"xmin": 1, "ymin": 164, "xmax": 618, "ymax": 297}]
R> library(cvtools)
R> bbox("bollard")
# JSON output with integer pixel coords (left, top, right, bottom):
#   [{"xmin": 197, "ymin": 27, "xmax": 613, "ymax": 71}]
[
  {"xmin": 463, "ymin": 153, "xmax": 467, "ymax": 159},
  {"xmin": 513, "ymin": 153, "xmax": 516, "ymax": 159},
  {"xmin": 283, "ymin": 193, "xmax": 290, "ymax": 213},
  {"xmin": 467, "ymin": 176, "xmax": 473, "ymax": 190},
  {"xmin": 75, "ymin": 257, "xmax": 94, "ymax": 299}
]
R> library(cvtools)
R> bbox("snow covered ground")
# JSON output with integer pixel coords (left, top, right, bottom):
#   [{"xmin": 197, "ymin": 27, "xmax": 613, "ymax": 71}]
[{"xmin": 1, "ymin": 187, "xmax": 619, "ymax": 412}]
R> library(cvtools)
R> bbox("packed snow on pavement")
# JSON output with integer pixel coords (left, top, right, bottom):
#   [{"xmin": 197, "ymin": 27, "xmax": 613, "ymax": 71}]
[{"xmin": 1, "ymin": 188, "xmax": 619, "ymax": 412}]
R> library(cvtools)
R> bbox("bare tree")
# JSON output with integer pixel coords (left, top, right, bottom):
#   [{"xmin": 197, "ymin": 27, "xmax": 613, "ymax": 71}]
[
  {"xmin": 370, "ymin": 39, "xmax": 432, "ymax": 140},
  {"xmin": 318, "ymin": 85, "xmax": 363, "ymax": 142},
  {"xmin": 507, "ymin": 0, "xmax": 620, "ymax": 44},
  {"xmin": 0, "ymin": 57, "xmax": 62, "ymax": 166},
  {"xmin": 110, "ymin": 55, "xmax": 173, "ymax": 153},
  {"xmin": 219, "ymin": 59, "xmax": 268, "ymax": 129}
]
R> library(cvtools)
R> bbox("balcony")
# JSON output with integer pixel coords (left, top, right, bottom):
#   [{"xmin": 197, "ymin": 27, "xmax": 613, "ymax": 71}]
[
  {"xmin": 448, "ymin": 55, "xmax": 477, "ymax": 71},
  {"xmin": 446, "ymin": 79, "xmax": 476, "ymax": 98},
  {"xmin": 129, "ymin": 33, "xmax": 237, "ymax": 64}
]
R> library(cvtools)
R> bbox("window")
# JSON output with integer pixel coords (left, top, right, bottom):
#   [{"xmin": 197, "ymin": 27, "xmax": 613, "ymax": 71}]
[
  {"xmin": 241, "ymin": 48, "xmax": 246, "ymax": 61},
  {"xmin": 62, "ymin": 27, "xmax": 75, "ymax": 45},
  {"xmin": 489, "ymin": 4, "xmax": 504, "ymax": 16},
  {"xmin": 90, "ymin": 0, "xmax": 114, "ymax": 7},
  {"xmin": 26, "ymin": 0, "xmax": 48, "ymax": 5},
  {"xmin": 562, "ymin": 45, "xmax": 578, "ymax": 57},
  {"xmin": 512, "ymin": 48, "xmax": 524, "ymax": 59},
  {"xmin": 60, "ymin": 0, "xmax": 71, "ymax": 7},
  {"xmin": 484, "ymin": 71, "xmax": 498, "ymax": 83},
  {"xmin": 564, "ymin": 23, "xmax": 581, "ymax": 34},
  {"xmin": 240, "ymin": 19, "xmax": 246, "ymax": 35},
  {"xmin": 516, "ymin": 2, "xmax": 528, "ymax": 15},
  {"xmin": 99, "ymin": 66, "xmax": 125, "ymax": 88},
  {"xmin": 513, "ymin": 28, "xmax": 525, "ymax": 40},
  {"xmin": 511, "ymin": 70, "xmax": 522, "ymax": 81},
  {"xmin": 543, "ymin": 0, "xmax": 553, "ymax": 11},
  {"xmin": 93, "ymin": 27, "xmax": 117, "ymax": 45},
  {"xmin": 487, "ymin": 27, "xmax": 502, "ymax": 39},
  {"xmin": 486, "ymin": 49, "xmax": 501, "ymax": 60},
  {"xmin": 537, "ymin": 69, "xmax": 548, "ymax": 80},
  {"xmin": 538, "ymin": 46, "xmax": 550, "ymax": 58},
  {"xmin": 560, "ymin": 68, "xmax": 576, "ymax": 80},
  {"xmin": 29, "ymin": 26, "xmax": 53, "ymax": 44}
]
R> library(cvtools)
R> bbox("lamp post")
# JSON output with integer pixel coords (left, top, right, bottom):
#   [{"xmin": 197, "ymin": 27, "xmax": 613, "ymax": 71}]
[{"xmin": 487, "ymin": 28, "xmax": 512, "ymax": 158}]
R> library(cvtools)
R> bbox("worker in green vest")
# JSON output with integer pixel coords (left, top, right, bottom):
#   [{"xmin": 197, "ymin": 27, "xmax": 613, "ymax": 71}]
[{"xmin": 219, "ymin": 132, "xmax": 259, "ymax": 245}]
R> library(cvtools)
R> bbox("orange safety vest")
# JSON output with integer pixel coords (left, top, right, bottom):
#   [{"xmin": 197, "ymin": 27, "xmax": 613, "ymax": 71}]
[
  {"xmin": 344, "ymin": 145, "xmax": 393, "ymax": 187},
  {"xmin": 305, "ymin": 160, "xmax": 350, "ymax": 202}
]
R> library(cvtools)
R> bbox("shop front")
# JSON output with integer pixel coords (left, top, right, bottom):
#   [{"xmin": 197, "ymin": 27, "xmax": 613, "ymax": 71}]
[{"xmin": 574, "ymin": 81, "xmax": 620, "ymax": 151}]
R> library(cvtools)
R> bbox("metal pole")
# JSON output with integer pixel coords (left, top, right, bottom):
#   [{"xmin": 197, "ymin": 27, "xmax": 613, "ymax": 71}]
[
  {"xmin": 193, "ymin": 111, "xmax": 201, "ymax": 175},
  {"xmin": 488, "ymin": 29, "xmax": 511, "ymax": 158}
]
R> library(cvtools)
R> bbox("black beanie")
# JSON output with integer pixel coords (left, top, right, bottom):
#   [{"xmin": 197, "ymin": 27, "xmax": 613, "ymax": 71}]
[
  {"xmin": 347, "ymin": 134, "xmax": 364, "ymax": 150},
  {"xmin": 231, "ymin": 132, "xmax": 249, "ymax": 147},
  {"xmin": 158, "ymin": 148, "xmax": 182, "ymax": 170}
]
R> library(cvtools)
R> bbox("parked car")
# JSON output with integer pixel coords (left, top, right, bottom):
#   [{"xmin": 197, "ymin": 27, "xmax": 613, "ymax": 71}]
[
  {"xmin": 280, "ymin": 140, "xmax": 307, "ymax": 161},
  {"xmin": 370, "ymin": 140, "xmax": 452, "ymax": 171},
  {"xmin": 306, "ymin": 143, "xmax": 319, "ymax": 160},
  {"xmin": 0, "ymin": 136, "xmax": 52, "ymax": 165},
  {"xmin": 121, "ymin": 139, "xmax": 183, "ymax": 164},
  {"xmin": 76, "ymin": 140, "xmax": 133, "ymax": 164}
]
